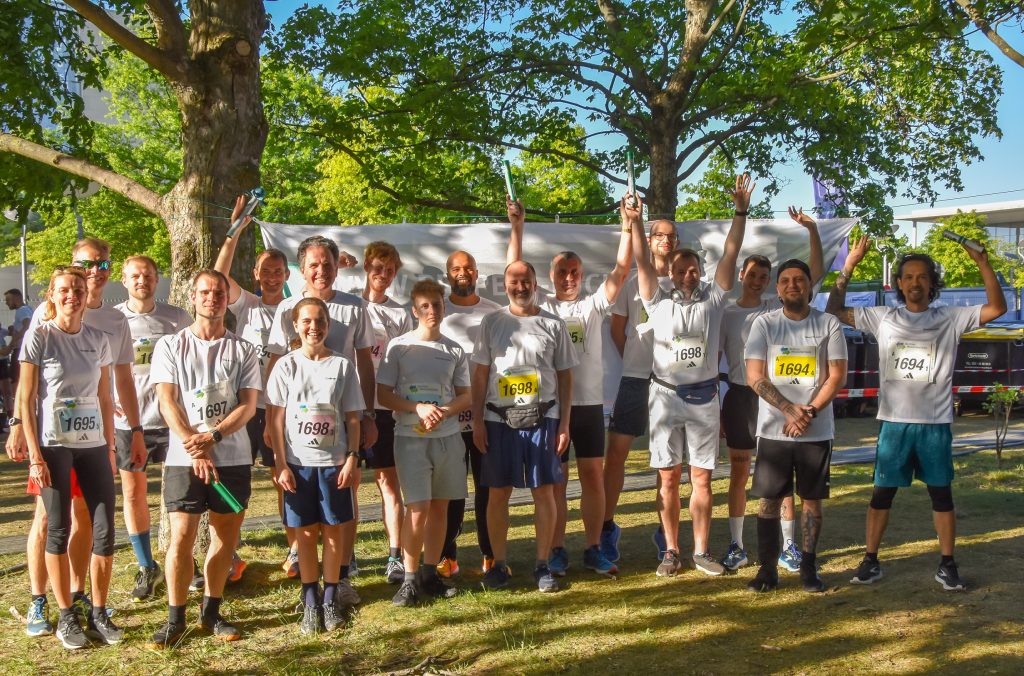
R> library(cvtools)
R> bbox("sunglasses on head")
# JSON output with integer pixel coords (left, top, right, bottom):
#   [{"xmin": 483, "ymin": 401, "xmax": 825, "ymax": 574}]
[{"xmin": 74, "ymin": 259, "xmax": 112, "ymax": 271}]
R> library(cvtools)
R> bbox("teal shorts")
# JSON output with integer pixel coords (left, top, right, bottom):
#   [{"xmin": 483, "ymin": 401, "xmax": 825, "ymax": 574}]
[{"xmin": 874, "ymin": 422, "xmax": 954, "ymax": 488}]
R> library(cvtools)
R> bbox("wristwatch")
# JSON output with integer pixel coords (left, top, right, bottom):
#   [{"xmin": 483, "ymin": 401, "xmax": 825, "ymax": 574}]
[
  {"xmin": 363, "ymin": 410, "xmax": 377, "ymax": 420},
  {"xmin": 809, "ymin": 405, "xmax": 818, "ymax": 419},
  {"xmin": 8, "ymin": 417, "xmax": 21, "ymax": 427},
  {"xmin": 130, "ymin": 425, "xmax": 144, "ymax": 434},
  {"xmin": 211, "ymin": 428, "xmax": 223, "ymax": 443}
]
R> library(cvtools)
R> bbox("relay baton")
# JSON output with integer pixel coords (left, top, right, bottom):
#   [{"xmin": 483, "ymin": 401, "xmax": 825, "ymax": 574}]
[
  {"xmin": 212, "ymin": 480, "xmax": 244, "ymax": 513},
  {"xmin": 226, "ymin": 187, "xmax": 266, "ymax": 238},
  {"xmin": 942, "ymin": 229, "xmax": 985, "ymax": 253},
  {"xmin": 503, "ymin": 161, "xmax": 517, "ymax": 203},
  {"xmin": 626, "ymin": 150, "xmax": 637, "ymax": 207}
]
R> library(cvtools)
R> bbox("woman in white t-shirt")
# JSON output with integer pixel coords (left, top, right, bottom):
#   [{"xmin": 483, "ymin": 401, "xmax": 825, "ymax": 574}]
[
  {"xmin": 19, "ymin": 267, "xmax": 120, "ymax": 649},
  {"xmin": 266, "ymin": 297, "xmax": 365, "ymax": 635}
]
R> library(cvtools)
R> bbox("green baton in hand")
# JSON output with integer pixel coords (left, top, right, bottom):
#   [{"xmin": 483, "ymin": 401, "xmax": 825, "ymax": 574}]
[
  {"xmin": 212, "ymin": 480, "xmax": 243, "ymax": 513},
  {"xmin": 503, "ymin": 160, "xmax": 517, "ymax": 203}
]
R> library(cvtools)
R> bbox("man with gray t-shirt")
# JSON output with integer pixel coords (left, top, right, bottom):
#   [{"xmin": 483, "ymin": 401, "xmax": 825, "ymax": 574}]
[{"xmin": 827, "ymin": 237, "xmax": 1006, "ymax": 591}]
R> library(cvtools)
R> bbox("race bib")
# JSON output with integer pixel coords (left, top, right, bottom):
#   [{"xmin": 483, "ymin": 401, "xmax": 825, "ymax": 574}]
[
  {"xmin": 133, "ymin": 338, "xmax": 155, "ymax": 374},
  {"xmin": 666, "ymin": 333, "xmax": 706, "ymax": 372},
  {"xmin": 564, "ymin": 316, "xmax": 586, "ymax": 351},
  {"xmin": 53, "ymin": 397, "xmax": 102, "ymax": 444},
  {"xmin": 292, "ymin": 403, "xmax": 338, "ymax": 448},
  {"xmin": 769, "ymin": 345, "xmax": 817, "ymax": 387},
  {"xmin": 404, "ymin": 383, "xmax": 444, "ymax": 434},
  {"xmin": 185, "ymin": 381, "xmax": 236, "ymax": 432},
  {"xmin": 370, "ymin": 327, "xmax": 387, "ymax": 368},
  {"xmin": 255, "ymin": 330, "xmax": 271, "ymax": 373},
  {"xmin": 886, "ymin": 340, "xmax": 935, "ymax": 383},
  {"xmin": 457, "ymin": 408, "xmax": 473, "ymax": 433},
  {"xmin": 496, "ymin": 366, "xmax": 540, "ymax": 406}
]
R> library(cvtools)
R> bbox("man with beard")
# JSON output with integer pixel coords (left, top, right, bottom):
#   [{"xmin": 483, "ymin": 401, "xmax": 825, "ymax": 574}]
[
  {"xmin": 505, "ymin": 194, "xmax": 634, "ymax": 578},
  {"xmin": 745, "ymin": 259, "xmax": 847, "ymax": 593},
  {"xmin": 436, "ymin": 237, "xmax": 503, "ymax": 576},
  {"xmin": 828, "ymin": 238, "xmax": 1005, "ymax": 591},
  {"xmin": 633, "ymin": 174, "xmax": 752, "ymax": 578},
  {"xmin": 718, "ymin": 207, "xmax": 823, "ymax": 572},
  {"xmin": 471, "ymin": 258, "xmax": 577, "ymax": 593},
  {"xmin": 114, "ymin": 256, "xmax": 192, "ymax": 600}
]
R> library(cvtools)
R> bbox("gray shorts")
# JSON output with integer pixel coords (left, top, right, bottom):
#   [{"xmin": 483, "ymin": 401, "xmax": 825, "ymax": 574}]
[{"xmin": 393, "ymin": 433, "xmax": 468, "ymax": 504}]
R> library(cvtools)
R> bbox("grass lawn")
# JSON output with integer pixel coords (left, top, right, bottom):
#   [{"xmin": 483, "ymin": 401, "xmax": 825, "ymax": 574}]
[{"xmin": 0, "ymin": 414, "xmax": 1021, "ymax": 674}]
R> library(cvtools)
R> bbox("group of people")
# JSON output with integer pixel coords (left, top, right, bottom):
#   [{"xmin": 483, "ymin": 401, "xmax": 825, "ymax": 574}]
[{"xmin": 5, "ymin": 175, "xmax": 1006, "ymax": 651}]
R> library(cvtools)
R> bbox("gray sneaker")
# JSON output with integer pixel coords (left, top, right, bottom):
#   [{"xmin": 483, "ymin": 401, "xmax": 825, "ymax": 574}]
[
  {"xmin": 86, "ymin": 611, "xmax": 124, "ymax": 645},
  {"xmin": 392, "ymin": 580, "xmax": 418, "ymax": 607},
  {"xmin": 336, "ymin": 579, "xmax": 361, "ymax": 607},
  {"xmin": 56, "ymin": 613, "xmax": 88, "ymax": 650},
  {"xmin": 656, "ymin": 549, "xmax": 683, "ymax": 577},
  {"xmin": 323, "ymin": 601, "xmax": 346, "ymax": 631},
  {"xmin": 300, "ymin": 604, "xmax": 323, "ymax": 635},
  {"xmin": 693, "ymin": 552, "xmax": 725, "ymax": 577}
]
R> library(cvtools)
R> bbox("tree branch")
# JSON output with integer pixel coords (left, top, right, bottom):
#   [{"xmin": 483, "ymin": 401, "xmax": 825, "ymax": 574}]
[
  {"xmin": 63, "ymin": 0, "xmax": 188, "ymax": 81},
  {"xmin": 954, "ymin": 0, "xmax": 1024, "ymax": 68},
  {"xmin": 595, "ymin": 0, "xmax": 657, "ymax": 95},
  {"xmin": 0, "ymin": 133, "xmax": 163, "ymax": 215},
  {"xmin": 144, "ymin": 0, "xmax": 188, "ymax": 61}
]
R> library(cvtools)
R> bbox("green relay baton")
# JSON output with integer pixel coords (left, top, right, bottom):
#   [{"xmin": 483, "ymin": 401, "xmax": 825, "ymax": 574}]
[
  {"xmin": 212, "ymin": 480, "xmax": 243, "ymax": 513},
  {"xmin": 502, "ymin": 160, "xmax": 517, "ymax": 203}
]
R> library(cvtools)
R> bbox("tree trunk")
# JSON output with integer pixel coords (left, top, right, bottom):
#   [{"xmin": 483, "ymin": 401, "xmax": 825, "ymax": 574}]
[
  {"xmin": 162, "ymin": 1, "xmax": 269, "ymax": 307},
  {"xmin": 645, "ymin": 118, "xmax": 682, "ymax": 221}
]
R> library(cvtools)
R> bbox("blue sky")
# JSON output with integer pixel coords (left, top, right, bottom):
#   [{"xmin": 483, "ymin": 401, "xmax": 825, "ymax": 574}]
[{"xmin": 267, "ymin": 1, "xmax": 1023, "ymax": 236}]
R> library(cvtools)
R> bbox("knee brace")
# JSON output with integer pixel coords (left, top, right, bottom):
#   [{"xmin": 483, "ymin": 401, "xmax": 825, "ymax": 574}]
[
  {"xmin": 869, "ymin": 486, "xmax": 898, "ymax": 510},
  {"xmin": 927, "ymin": 485, "xmax": 954, "ymax": 513}
]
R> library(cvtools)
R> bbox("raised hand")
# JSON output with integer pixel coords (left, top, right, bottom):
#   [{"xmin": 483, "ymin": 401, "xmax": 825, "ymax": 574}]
[
  {"xmin": 729, "ymin": 173, "xmax": 756, "ymax": 212},
  {"xmin": 846, "ymin": 235, "xmax": 871, "ymax": 270},
  {"xmin": 788, "ymin": 206, "xmax": 816, "ymax": 229}
]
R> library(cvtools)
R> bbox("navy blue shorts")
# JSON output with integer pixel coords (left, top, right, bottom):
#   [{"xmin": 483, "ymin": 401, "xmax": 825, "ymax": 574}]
[
  {"xmin": 282, "ymin": 464, "xmax": 356, "ymax": 527},
  {"xmin": 481, "ymin": 418, "xmax": 564, "ymax": 489},
  {"xmin": 608, "ymin": 376, "xmax": 650, "ymax": 437},
  {"xmin": 361, "ymin": 409, "xmax": 396, "ymax": 469}
]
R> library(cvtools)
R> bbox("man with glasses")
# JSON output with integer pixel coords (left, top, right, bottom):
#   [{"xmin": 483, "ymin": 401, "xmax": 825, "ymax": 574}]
[{"xmin": 7, "ymin": 237, "xmax": 146, "ymax": 635}]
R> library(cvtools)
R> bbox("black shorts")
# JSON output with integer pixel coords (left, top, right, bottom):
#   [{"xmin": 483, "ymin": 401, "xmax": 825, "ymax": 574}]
[
  {"xmin": 163, "ymin": 464, "xmax": 252, "ymax": 514},
  {"xmin": 114, "ymin": 428, "xmax": 168, "ymax": 471},
  {"xmin": 751, "ymin": 438, "xmax": 832, "ymax": 501},
  {"xmin": 361, "ymin": 409, "xmax": 395, "ymax": 469},
  {"xmin": 608, "ymin": 376, "xmax": 650, "ymax": 437},
  {"xmin": 565, "ymin": 404, "xmax": 605, "ymax": 460},
  {"xmin": 246, "ymin": 408, "xmax": 274, "ymax": 467},
  {"xmin": 0, "ymin": 358, "xmax": 9, "ymax": 380},
  {"xmin": 722, "ymin": 385, "xmax": 758, "ymax": 451}
]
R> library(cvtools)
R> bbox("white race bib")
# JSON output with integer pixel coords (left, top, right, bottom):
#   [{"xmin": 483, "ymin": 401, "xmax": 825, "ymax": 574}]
[
  {"xmin": 564, "ymin": 316, "xmax": 585, "ymax": 351},
  {"xmin": 185, "ymin": 381, "xmax": 236, "ymax": 432},
  {"xmin": 496, "ymin": 366, "xmax": 540, "ymax": 406},
  {"xmin": 666, "ymin": 333, "xmax": 706, "ymax": 372},
  {"xmin": 292, "ymin": 402, "xmax": 338, "ymax": 448},
  {"xmin": 133, "ymin": 338, "xmax": 155, "ymax": 375},
  {"xmin": 886, "ymin": 340, "xmax": 936, "ymax": 383},
  {"xmin": 53, "ymin": 397, "xmax": 102, "ymax": 444},
  {"xmin": 370, "ymin": 327, "xmax": 387, "ymax": 368},
  {"xmin": 404, "ymin": 382, "xmax": 444, "ymax": 434},
  {"xmin": 457, "ymin": 408, "xmax": 473, "ymax": 433},
  {"xmin": 769, "ymin": 345, "xmax": 817, "ymax": 387}
]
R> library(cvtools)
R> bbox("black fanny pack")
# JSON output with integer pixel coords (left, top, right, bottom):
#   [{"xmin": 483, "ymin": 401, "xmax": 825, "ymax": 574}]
[
  {"xmin": 486, "ymin": 400, "xmax": 556, "ymax": 429},
  {"xmin": 652, "ymin": 376, "xmax": 719, "ymax": 405}
]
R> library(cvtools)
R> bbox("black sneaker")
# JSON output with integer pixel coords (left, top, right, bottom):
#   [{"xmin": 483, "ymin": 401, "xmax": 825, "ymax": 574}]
[
  {"xmin": 800, "ymin": 567, "xmax": 827, "ymax": 593},
  {"xmin": 147, "ymin": 621, "xmax": 186, "ymax": 649},
  {"xmin": 86, "ymin": 611, "xmax": 124, "ymax": 645},
  {"xmin": 534, "ymin": 565, "xmax": 559, "ymax": 593},
  {"xmin": 419, "ymin": 573, "xmax": 459, "ymax": 600},
  {"xmin": 392, "ymin": 580, "xmax": 418, "ymax": 607},
  {"xmin": 747, "ymin": 565, "xmax": 779, "ymax": 593},
  {"xmin": 850, "ymin": 557, "xmax": 883, "ymax": 585},
  {"xmin": 300, "ymin": 604, "xmax": 323, "ymax": 636},
  {"xmin": 323, "ymin": 601, "xmax": 346, "ymax": 631},
  {"xmin": 199, "ymin": 614, "xmax": 241, "ymax": 641},
  {"xmin": 935, "ymin": 561, "xmax": 966, "ymax": 591},
  {"xmin": 132, "ymin": 564, "xmax": 165, "ymax": 602},
  {"xmin": 481, "ymin": 564, "xmax": 511, "ymax": 591},
  {"xmin": 385, "ymin": 556, "xmax": 405, "ymax": 585},
  {"xmin": 56, "ymin": 613, "xmax": 88, "ymax": 650},
  {"xmin": 189, "ymin": 559, "xmax": 205, "ymax": 592}
]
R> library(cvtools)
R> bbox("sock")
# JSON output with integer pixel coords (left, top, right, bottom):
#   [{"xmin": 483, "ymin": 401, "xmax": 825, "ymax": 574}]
[
  {"xmin": 59, "ymin": 607, "xmax": 76, "ymax": 622},
  {"xmin": 201, "ymin": 596, "xmax": 222, "ymax": 623},
  {"xmin": 389, "ymin": 547, "xmax": 401, "ymax": 560},
  {"xmin": 421, "ymin": 563, "xmax": 438, "ymax": 579},
  {"xmin": 729, "ymin": 517, "xmax": 745, "ymax": 549},
  {"xmin": 941, "ymin": 555, "xmax": 955, "ymax": 566},
  {"xmin": 800, "ymin": 551, "xmax": 817, "ymax": 577},
  {"xmin": 72, "ymin": 590, "xmax": 85, "ymax": 603},
  {"xmin": 168, "ymin": 605, "xmax": 186, "ymax": 625},
  {"xmin": 128, "ymin": 532, "xmax": 154, "ymax": 569},
  {"xmin": 90, "ymin": 605, "xmax": 107, "ymax": 622},
  {"xmin": 535, "ymin": 559, "xmax": 547, "ymax": 571},
  {"xmin": 756, "ymin": 517, "xmax": 783, "ymax": 568},
  {"xmin": 323, "ymin": 582, "xmax": 338, "ymax": 606},
  {"xmin": 781, "ymin": 519, "xmax": 796, "ymax": 548},
  {"xmin": 602, "ymin": 519, "xmax": 614, "ymax": 532},
  {"xmin": 301, "ymin": 582, "xmax": 319, "ymax": 608},
  {"xmin": 494, "ymin": 559, "xmax": 507, "ymax": 572},
  {"xmin": 404, "ymin": 571, "xmax": 417, "ymax": 584},
  {"xmin": 32, "ymin": 593, "xmax": 46, "ymax": 603},
  {"xmin": 865, "ymin": 552, "xmax": 879, "ymax": 563},
  {"xmin": 340, "ymin": 565, "xmax": 350, "ymax": 580}
]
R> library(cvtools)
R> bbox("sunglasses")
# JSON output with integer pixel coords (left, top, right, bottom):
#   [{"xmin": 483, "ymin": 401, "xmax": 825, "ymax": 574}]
[{"xmin": 74, "ymin": 259, "xmax": 112, "ymax": 271}]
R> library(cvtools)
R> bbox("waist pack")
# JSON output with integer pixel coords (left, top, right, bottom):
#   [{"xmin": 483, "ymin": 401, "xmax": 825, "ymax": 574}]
[
  {"xmin": 652, "ymin": 376, "xmax": 719, "ymax": 405},
  {"xmin": 486, "ymin": 400, "xmax": 556, "ymax": 429}
]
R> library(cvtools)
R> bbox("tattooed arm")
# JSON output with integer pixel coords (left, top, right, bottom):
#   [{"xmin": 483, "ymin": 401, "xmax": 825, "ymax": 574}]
[
  {"xmin": 747, "ymin": 358, "xmax": 813, "ymax": 437},
  {"xmin": 824, "ymin": 236, "xmax": 870, "ymax": 328}
]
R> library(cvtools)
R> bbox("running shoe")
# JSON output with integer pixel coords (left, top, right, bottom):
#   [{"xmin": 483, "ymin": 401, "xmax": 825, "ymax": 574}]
[
  {"xmin": 534, "ymin": 564, "xmax": 559, "ymax": 593},
  {"xmin": 300, "ymin": 604, "xmax": 323, "ymax": 635},
  {"xmin": 652, "ymin": 527, "xmax": 667, "ymax": 561},
  {"xmin": 323, "ymin": 601, "xmax": 345, "ymax": 631},
  {"xmin": 392, "ymin": 580, "xmax": 418, "ymax": 607},
  {"xmin": 600, "ymin": 521, "xmax": 621, "ymax": 563},
  {"xmin": 86, "ymin": 611, "xmax": 124, "ymax": 645},
  {"xmin": 548, "ymin": 547, "xmax": 569, "ymax": 577},
  {"xmin": 656, "ymin": 549, "xmax": 683, "ymax": 577},
  {"xmin": 282, "ymin": 547, "xmax": 300, "ymax": 578},
  {"xmin": 56, "ymin": 613, "xmax": 88, "ymax": 650},
  {"xmin": 147, "ymin": 620, "xmax": 186, "ymax": 649},
  {"xmin": 132, "ymin": 563, "xmax": 165, "ymax": 602},
  {"xmin": 437, "ymin": 557, "xmax": 460, "ymax": 578},
  {"xmin": 849, "ymin": 557, "xmax": 883, "ymax": 585},
  {"xmin": 747, "ymin": 565, "xmax": 779, "ymax": 593},
  {"xmin": 800, "ymin": 565, "xmax": 826, "ymax": 593},
  {"xmin": 583, "ymin": 545, "xmax": 618, "ymax": 577},
  {"xmin": 693, "ymin": 552, "xmax": 726, "ymax": 577},
  {"xmin": 935, "ymin": 561, "xmax": 966, "ymax": 591},
  {"xmin": 335, "ymin": 579, "xmax": 361, "ymax": 607},
  {"xmin": 385, "ymin": 556, "xmax": 406, "ymax": 585},
  {"xmin": 189, "ymin": 559, "xmax": 205, "ymax": 591},
  {"xmin": 25, "ymin": 596, "xmax": 52, "ymax": 637},
  {"xmin": 481, "ymin": 563, "xmax": 511, "ymax": 591},
  {"xmin": 228, "ymin": 554, "xmax": 247, "ymax": 585},
  {"xmin": 779, "ymin": 542, "xmax": 802, "ymax": 572},
  {"xmin": 199, "ymin": 614, "xmax": 241, "ymax": 641},
  {"xmin": 720, "ymin": 542, "xmax": 749, "ymax": 571},
  {"xmin": 420, "ymin": 573, "xmax": 459, "ymax": 600}
]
